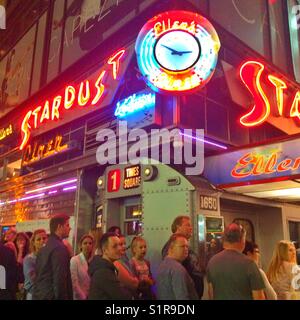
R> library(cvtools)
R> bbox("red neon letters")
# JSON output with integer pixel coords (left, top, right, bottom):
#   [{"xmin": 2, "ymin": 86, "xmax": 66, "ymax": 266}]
[
  {"xmin": 231, "ymin": 152, "xmax": 300, "ymax": 178},
  {"xmin": 20, "ymin": 49, "xmax": 125, "ymax": 150},
  {"xmin": 107, "ymin": 50, "xmax": 125, "ymax": 80},
  {"xmin": 239, "ymin": 60, "xmax": 300, "ymax": 127},
  {"xmin": 153, "ymin": 19, "xmax": 196, "ymax": 38}
]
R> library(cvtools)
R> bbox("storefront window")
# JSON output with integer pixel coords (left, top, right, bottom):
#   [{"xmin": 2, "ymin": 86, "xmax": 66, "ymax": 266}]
[
  {"xmin": 31, "ymin": 12, "xmax": 48, "ymax": 94},
  {"xmin": 289, "ymin": 221, "xmax": 300, "ymax": 240},
  {"xmin": 269, "ymin": 0, "xmax": 288, "ymax": 72},
  {"xmin": 0, "ymin": 24, "xmax": 36, "ymax": 117},
  {"xmin": 6, "ymin": 160, "xmax": 21, "ymax": 180},
  {"xmin": 207, "ymin": 100, "xmax": 229, "ymax": 141},
  {"xmin": 288, "ymin": 0, "xmax": 300, "ymax": 83},
  {"xmin": 180, "ymin": 95, "xmax": 205, "ymax": 130},
  {"xmin": 61, "ymin": 0, "xmax": 157, "ymax": 72},
  {"xmin": 0, "ymin": 151, "xmax": 22, "ymax": 182},
  {"xmin": 6, "ymin": 152, "xmax": 22, "ymax": 180},
  {"xmin": 289, "ymin": 221, "xmax": 300, "ymax": 263},
  {"xmin": 47, "ymin": 0, "xmax": 65, "ymax": 83},
  {"xmin": 209, "ymin": 0, "xmax": 271, "ymax": 59},
  {"xmin": 0, "ymin": 158, "xmax": 4, "ymax": 181}
]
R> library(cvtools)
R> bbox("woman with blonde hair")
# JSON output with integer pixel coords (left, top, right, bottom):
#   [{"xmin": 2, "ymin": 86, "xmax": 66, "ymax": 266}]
[
  {"xmin": 114, "ymin": 234, "xmax": 139, "ymax": 299},
  {"xmin": 267, "ymin": 240, "xmax": 299, "ymax": 300},
  {"xmin": 70, "ymin": 234, "xmax": 94, "ymax": 300},
  {"xmin": 89, "ymin": 228, "xmax": 103, "ymax": 256},
  {"xmin": 23, "ymin": 229, "xmax": 48, "ymax": 300}
]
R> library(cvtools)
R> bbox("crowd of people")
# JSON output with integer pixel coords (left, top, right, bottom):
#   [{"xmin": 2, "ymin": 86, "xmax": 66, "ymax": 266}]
[{"xmin": 0, "ymin": 214, "xmax": 299, "ymax": 300}]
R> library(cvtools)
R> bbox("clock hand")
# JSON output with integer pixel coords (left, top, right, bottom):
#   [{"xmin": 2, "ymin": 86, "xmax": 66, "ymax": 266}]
[
  {"xmin": 177, "ymin": 50, "xmax": 193, "ymax": 54},
  {"xmin": 161, "ymin": 44, "xmax": 181, "ymax": 55},
  {"xmin": 161, "ymin": 45, "xmax": 193, "ymax": 56}
]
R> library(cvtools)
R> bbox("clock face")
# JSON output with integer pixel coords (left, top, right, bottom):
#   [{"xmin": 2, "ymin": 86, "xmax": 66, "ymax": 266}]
[
  {"xmin": 135, "ymin": 10, "xmax": 220, "ymax": 92},
  {"xmin": 154, "ymin": 30, "xmax": 200, "ymax": 72}
]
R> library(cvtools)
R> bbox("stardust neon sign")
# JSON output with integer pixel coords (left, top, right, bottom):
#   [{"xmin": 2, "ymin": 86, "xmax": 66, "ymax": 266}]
[
  {"xmin": 20, "ymin": 49, "xmax": 125, "ymax": 150},
  {"xmin": 239, "ymin": 60, "xmax": 300, "ymax": 127},
  {"xmin": 114, "ymin": 93, "xmax": 155, "ymax": 118},
  {"xmin": 231, "ymin": 151, "xmax": 300, "ymax": 179}
]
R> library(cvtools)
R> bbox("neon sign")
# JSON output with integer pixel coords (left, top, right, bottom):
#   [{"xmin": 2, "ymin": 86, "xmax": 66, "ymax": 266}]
[
  {"xmin": 22, "ymin": 135, "xmax": 68, "ymax": 165},
  {"xmin": 107, "ymin": 169, "xmax": 121, "ymax": 192},
  {"xmin": 154, "ymin": 19, "xmax": 196, "ymax": 37},
  {"xmin": 123, "ymin": 165, "xmax": 141, "ymax": 189},
  {"xmin": 135, "ymin": 11, "xmax": 220, "ymax": 93},
  {"xmin": 114, "ymin": 93, "xmax": 155, "ymax": 118},
  {"xmin": 0, "ymin": 178, "xmax": 78, "ymax": 207},
  {"xmin": 0, "ymin": 124, "xmax": 13, "ymax": 141},
  {"xmin": 239, "ymin": 60, "xmax": 300, "ymax": 127},
  {"xmin": 231, "ymin": 151, "xmax": 300, "ymax": 179},
  {"xmin": 20, "ymin": 49, "xmax": 126, "ymax": 150}
]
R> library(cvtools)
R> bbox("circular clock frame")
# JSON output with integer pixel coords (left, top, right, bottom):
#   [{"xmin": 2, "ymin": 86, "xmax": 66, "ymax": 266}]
[
  {"xmin": 154, "ymin": 29, "xmax": 201, "ymax": 73},
  {"xmin": 135, "ymin": 10, "xmax": 221, "ymax": 93}
]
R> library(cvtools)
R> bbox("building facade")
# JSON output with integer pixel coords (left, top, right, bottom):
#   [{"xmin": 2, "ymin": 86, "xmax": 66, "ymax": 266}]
[{"xmin": 0, "ymin": 0, "xmax": 300, "ymax": 274}]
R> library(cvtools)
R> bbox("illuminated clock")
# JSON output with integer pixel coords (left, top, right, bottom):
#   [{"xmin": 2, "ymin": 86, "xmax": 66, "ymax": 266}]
[
  {"xmin": 135, "ymin": 10, "xmax": 220, "ymax": 93},
  {"xmin": 154, "ymin": 30, "xmax": 200, "ymax": 72}
]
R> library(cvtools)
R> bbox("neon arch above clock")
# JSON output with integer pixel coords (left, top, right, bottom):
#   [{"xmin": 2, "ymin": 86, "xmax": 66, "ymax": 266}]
[{"xmin": 135, "ymin": 10, "xmax": 221, "ymax": 93}]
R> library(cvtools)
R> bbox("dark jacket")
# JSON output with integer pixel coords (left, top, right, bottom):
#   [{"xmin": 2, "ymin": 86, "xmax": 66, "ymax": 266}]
[
  {"xmin": 33, "ymin": 234, "xmax": 73, "ymax": 300},
  {"xmin": 0, "ymin": 243, "xmax": 17, "ymax": 300},
  {"xmin": 162, "ymin": 238, "xmax": 204, "ymax": 299},
  {"xmin": 88, "ymin": 256, "xmax": 131, "ymax": 300}
]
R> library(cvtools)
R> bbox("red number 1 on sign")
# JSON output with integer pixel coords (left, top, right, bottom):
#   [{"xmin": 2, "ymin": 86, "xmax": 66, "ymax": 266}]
[{"xmin": 107, "ymin": 169, "xmax": 121, "ymax": 192}]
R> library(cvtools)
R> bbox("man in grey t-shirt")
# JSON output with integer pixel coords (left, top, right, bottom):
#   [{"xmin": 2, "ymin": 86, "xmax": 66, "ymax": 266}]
[{"xmin": 207, "ymin": 223, "xmax": 265, "ymax": 300}]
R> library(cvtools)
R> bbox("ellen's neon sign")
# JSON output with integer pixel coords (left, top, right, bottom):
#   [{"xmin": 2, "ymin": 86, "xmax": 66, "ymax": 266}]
[
  {"xmin": 154, "ymin": 19, "xmax": 196, "ymax": 37},
  {"xmin": 22, "ymin": 135, "xmax": 68, "ymax": 165},
  {"xmin": 0, "ymin": 124, "xmax": 13, "ymax": 141},
  {"xmin": 20, "ymin": 49, "xmax": 125, "ymax": 150},
  {"xmin": 239, "ymin": 60, "xmax": 300, "ymax": 127},
  {"xmin": 231, "ymin": 152, "xmax": 300, "ymax": 179},
  {"xmin": 114, "ymin": 93, "xmax": 155, "ymax": 118}
]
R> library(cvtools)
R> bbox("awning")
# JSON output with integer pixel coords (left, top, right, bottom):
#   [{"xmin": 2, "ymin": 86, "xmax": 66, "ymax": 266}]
[{"xmin": 204, "ymin": 135, "xmax": 300, "ymax": 202}]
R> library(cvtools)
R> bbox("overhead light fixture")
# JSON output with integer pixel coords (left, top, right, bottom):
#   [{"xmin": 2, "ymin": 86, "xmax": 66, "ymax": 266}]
[
  {"xmin": 0, "ymin": 193, "xmax": 45, "ymax": 206},
  {"xmin": 63, "ymin": 185, "xmax": 77, "ymax": 192},
  {"xmin": 179, "ymin": 132, "xmax": 228, "ymax": 150},
  {"xmin": 0, "ymin": 179, "xmax": 78, "ymax": 206},
  {"xmin": 25, "ymin": 178, "xmax": 77, "ymax": 194},
  {"xmin": 244, "ymin": 188, "xmax": 300, "ymax": 199}
]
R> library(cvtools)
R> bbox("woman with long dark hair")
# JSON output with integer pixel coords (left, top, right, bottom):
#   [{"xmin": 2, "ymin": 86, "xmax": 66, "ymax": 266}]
[{"xmin": 14, "ymin": 232, "xmax": 30, "ymax": 299}]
